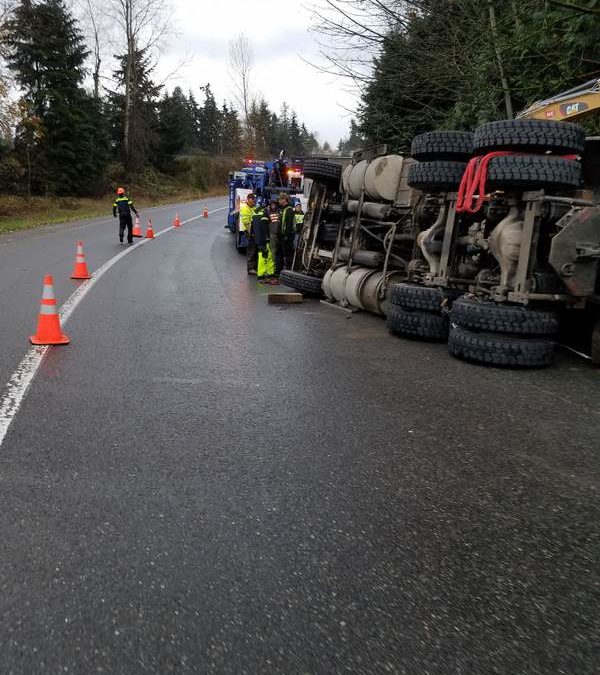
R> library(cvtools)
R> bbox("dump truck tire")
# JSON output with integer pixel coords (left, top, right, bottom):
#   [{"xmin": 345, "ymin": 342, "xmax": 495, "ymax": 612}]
[
  {"xmin": 448, "ymin": 324, "xmax": 555, "ymax": 367},
  {"xmin": 592, "ymin": 317, "xmax": 600, "ymax": 365},
  {"xmin": 235, "ymin": 222, "xmax": 247, "ymax": 254},
  {"xmin": 451, "ymin": 297, "xmax": 559, "ymax": 335},
  {"xmin": 386, "ymin": 305, "xmax": 449, "ymax": 341},
  {"xmin": 407, "ymin": 160, "xmax": 467, "ymax": 191},
  {"xmin": 474, "ymin": 119, "xmax": 585, "ymax": 155},
  {"xmin": 303, "ymin": 159, "xmax": 342, "ymax": 185},
  {"xmin": 317, "ymin": 222, "xmax": 341, "ymax": 244},
  {"xmin": 486, "ymin": 155, "xmax": 581, "ymax": 190},
  {"xmin": 390, "ymin": 283, "xmax": 460, "ymax": 312},
  {"xmin": 411, "ymin": 131, "xmax": 474, "ymax": 161},
  {"xmin": 280, "ymin": 270, "xmax": 323, "ymax": 295}
]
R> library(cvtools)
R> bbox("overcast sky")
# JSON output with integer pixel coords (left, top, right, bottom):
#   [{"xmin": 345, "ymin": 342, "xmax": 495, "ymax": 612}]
[{"xmin": 153, "ymin": 0, "xmax": 362, "ymax": 146}]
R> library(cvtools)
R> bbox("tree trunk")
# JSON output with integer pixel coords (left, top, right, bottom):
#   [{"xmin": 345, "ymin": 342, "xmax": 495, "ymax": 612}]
[
  {"xmin": 488, "ymin": 0, "xmax": 513, "ymax": 119},
  {"xmin": 123, "ymin": 0, "xmax": 134, "ymax": 171}
]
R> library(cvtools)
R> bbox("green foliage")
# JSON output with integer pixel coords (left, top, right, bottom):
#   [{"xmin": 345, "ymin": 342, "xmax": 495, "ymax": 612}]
[
  {"xmin": 5, "ymin": 0, "xmax": 108, "ymax": 195},
  {"xmin": 155, "ymin": 86, "xmax": 195, "ymax": 171},
  {"xmin": 246, "ymin": 99, "xmax": 319, "ymax": 158},
  {"xmin": 338, "ymin": 119, "xmax": 364, "ymax": 154},
  {"xmin": 359, "ymin": 0, "xmax": 600, "ymax": 148},
  {"xmin": 0, "ymin": 156, "xmax": 25, "ymax": 193},
  {"xmin": 175, "ymin": 155, "xmax": 238, "ymax": 193},
  {"xmin": 0, "ymin": 2, "xmax": 322, "ymax": 201}
]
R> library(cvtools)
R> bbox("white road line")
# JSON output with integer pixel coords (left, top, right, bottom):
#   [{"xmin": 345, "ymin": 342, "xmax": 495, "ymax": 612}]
[{"xmin": 0, "ymin": 206, "xmax": 226, "ymax": 447}]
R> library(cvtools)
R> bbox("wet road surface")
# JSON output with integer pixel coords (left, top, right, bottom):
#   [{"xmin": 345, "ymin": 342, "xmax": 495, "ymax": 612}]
[{"xmin": 0, "ymin": 200, "xmax": 599, "ymax": 674}]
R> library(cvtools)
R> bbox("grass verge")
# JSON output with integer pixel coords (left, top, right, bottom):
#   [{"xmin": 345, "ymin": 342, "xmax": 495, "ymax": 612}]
[{"xmin": 0, "ymin": 187, "xmax": 226, "ymax": 236}]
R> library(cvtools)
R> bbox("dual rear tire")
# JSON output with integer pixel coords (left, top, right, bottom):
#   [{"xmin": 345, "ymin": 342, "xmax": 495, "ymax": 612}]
[
  {"xmin": 387, "ymin": 287, "xmax": 560, "ymax": 368},
  {"xmin": 448, "ymin": 297, "xmax": 559, "ymax": 367},
  {"xmin": 386, "ymin": 284, "xmax": 460, "ymax": 341},
  {"xmin": 407, "ymin": 121, "xmax": 584, "ymax": 193}
]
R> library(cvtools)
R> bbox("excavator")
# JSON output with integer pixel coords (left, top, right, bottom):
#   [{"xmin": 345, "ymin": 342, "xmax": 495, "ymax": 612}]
[
  {"xmin": 518, "ymin": 78, "xmax": 600, "ymax": 121},
  {"xmin": 519, "ymin": 78, "xmax": 600, "ymax": 198}
]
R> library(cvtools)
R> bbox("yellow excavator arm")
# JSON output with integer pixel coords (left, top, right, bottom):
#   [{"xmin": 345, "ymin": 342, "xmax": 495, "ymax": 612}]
[{"xmin": 518, "ymin": 79, "xmax": 600, "ymax": 121}]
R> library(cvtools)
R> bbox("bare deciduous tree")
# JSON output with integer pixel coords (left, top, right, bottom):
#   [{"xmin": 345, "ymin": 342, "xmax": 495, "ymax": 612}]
[
  {"xmin": 65, "ymin": 0, "xmax": 108, "ymax": 98},
  {"xmin": 0, "ymin": 1, "xmax": 19, "ymax": 140},
  {"xmin": 85, "ymin": 0, "xmax": 102, "ymax": 99},
  {"xmin": 228, "ymin": 33, "xmax": 253, "ymax": 125},
  {"xmin": 107, "ymin": 0, "xmax": 172, "ymax": 169}
]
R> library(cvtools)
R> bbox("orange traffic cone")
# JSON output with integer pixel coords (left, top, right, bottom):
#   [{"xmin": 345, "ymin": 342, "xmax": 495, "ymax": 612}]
[
  {"xmin": 145, "ymin": 219, "xmax": 155, "ymax": 239},
  {"xmin": 132, "ymin": 216, "xmax": 142, "ymax": 237},
  {"xmin": 70, "ymin": 241, "xmax": 92, "ymax": 280},
  {"xmin": 30, "ymin": 275, "xmax": 70, "ymax": 345},
  {"xmin": 173, "ymin": 213, "xmax": 181, "ymax": 228},
  {"xmin": 203, "ymin": 206, "xmax": 208, "ymax": 218}
]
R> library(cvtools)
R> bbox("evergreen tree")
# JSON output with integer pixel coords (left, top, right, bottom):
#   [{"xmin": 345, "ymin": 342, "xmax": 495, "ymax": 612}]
[
  {"xmin": 247, "ymin": 98, "xmax": 274, "ymax": 157},
  {"xmin": 5, "ymin": 0, "xmax": 108, "ymax": 195},
  {"xmin": 300, "ymin": 123, "xmax": 319, "ymax": 156},
  {"xmin": 108, "ymin": 47, "xmax": 161, "ymax": 174},
  {"xmin": 155, "ymin": 87, "xmax": 195, "ymax": 170},
  {"xmin": 187, "ymin": 91, "xmax": 202, "ymax": 148},
  {"xmin": 288, "ymin": 112, "xmax": 302, "ymax": 155},
  {"xmin": 198, "ymin": 84, "xmax": 221, "ymax": 153},
  {"xmin": 338, "ymin": 119, "xmax": 363, "ymax": 154},
  {"xmin": 219, "ymin": 103, "xmax": 242, "ymax": 156}
]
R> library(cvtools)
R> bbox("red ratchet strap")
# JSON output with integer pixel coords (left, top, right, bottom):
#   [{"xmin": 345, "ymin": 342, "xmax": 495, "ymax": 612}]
[{"xmin": 456, "ymin": 151, "xmax": 578, "ymax": 214}]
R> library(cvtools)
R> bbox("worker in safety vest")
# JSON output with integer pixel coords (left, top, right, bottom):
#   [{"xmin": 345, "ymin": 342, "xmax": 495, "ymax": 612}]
[
  {"xmin": 278, "ymin": 192, "xmax": 296, "ymax": 272},
  {"xmin": 112, "ymin": 187, "xmax": 139, "ymax": 244},
  {"xmin": 293, "ymin": 201, "xmax": 305, "ymax": 249},
  {"xmin": 252, "ymin": 202, "xmax": 278, "ymax": 284},
  {"xmin": 294, "ymin": 201, "xmax": 304, "ymax": 229},
  {"xmin": 240, "ymin": 193, "xmax": 257, "ymax": 274}
]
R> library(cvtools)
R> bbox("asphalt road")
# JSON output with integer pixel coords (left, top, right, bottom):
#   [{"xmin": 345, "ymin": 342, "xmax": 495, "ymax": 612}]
[{"xmin": 0, "ymin": 199, "xmax": 598, "ymax": 674}]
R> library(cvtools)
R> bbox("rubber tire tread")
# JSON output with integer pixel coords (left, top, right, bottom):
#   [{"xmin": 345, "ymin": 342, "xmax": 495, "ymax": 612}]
[
  {"xmin": 390, "ymin": 283, "xmax": 456, "ymax": 312},
  {"xmin": 408, "ymin": 161, "xmax": 467, "ymax": 191},
  {"xmin": 451, "ymin": 297, "xmax": 559, "ymax": 335},
  {"xmin": 317, "ymin": 223, "xmax": 340, "ymax": 244},
  {"xmin": 303, "ymin": 159, "xmax": 342, "ymax": 183},
  {"xmin": 592, "ymin": 317, "xmax": 600, "ymax": 365},
  {"xmin": 448, "ymin": 324, "xmax": 555, "ymax": 367},
  {"xmin": 486, "ymin": 155, "xmax": 581, "ymax": 189},
  {"xmin": 386, "ymin": 305, "xmax": 449, "ymax": 341},
  {"xmin": 411, "ymin": 131, "xmax": 474, "ymax": 161},
  {"xmin": 474, "ymin": 119, "xmax": 585, "ymax": 155},
  {"xmin": 280, "ymin": 270, "xmax": 323, "ymax": 295}
]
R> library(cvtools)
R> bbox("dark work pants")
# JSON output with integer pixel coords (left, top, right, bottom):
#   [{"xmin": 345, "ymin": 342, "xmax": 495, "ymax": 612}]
[
  {"xmin": 269, "ymin": 224, "xmax": 281, "ymax": 275},
  {"xmin": 247, "ymin": 237, "xmax": 258, "ymax": 273},
  {"xmin": 281, "ymin": 237, "xmax": 294, "ymax": 271},
  {"xmin": 119, "ymin": 214, "xmax": 133, "ymax": 242}
]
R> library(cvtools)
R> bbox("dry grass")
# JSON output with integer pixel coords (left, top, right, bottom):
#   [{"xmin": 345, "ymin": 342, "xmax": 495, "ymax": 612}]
[{"xmin": 0, "ymin": 187, "xmax": 226, "ymax": 236}]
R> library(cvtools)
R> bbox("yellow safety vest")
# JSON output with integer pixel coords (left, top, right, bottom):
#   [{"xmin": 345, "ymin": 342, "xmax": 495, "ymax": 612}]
[{"xmin": 239, "ymin": 203, "xmax": 254, "ymax": 232}]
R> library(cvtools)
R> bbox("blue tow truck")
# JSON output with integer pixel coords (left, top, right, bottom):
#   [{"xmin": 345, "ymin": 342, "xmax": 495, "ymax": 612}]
[{"xmin": 226, "ymin": 155, "xmax": 305, "ymax": 252}]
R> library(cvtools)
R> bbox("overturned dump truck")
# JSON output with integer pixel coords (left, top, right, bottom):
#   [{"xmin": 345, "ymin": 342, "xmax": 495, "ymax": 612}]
[
  {"xmin": 282, "ymin": 147, "xmax": 417, "ymax": 314},
  {"xmin": 391, "ymin": 120, "xmax": 600, "ymax": 367},
  {"xmin": 283, "ymin": 120, "xmax": 600, "ymax": 369}
]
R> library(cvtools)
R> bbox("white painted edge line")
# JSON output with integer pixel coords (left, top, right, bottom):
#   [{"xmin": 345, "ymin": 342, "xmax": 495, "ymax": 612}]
[{"xmin": 0, "ymin": 206, "xmax": 227, "ymax": 447}]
